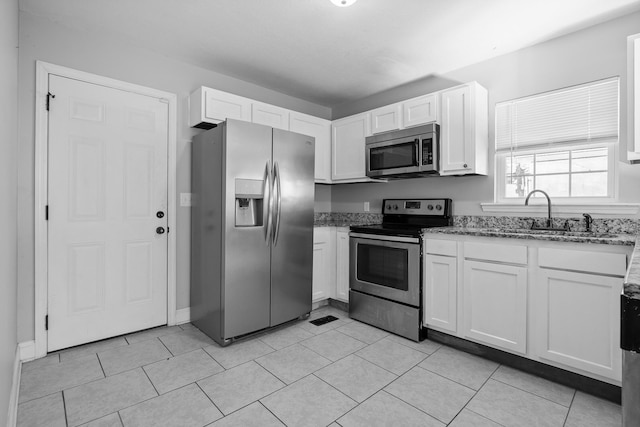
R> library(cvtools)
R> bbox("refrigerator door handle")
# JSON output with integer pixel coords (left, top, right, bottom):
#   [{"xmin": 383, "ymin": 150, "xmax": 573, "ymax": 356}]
[
  {"xmin": 264, "ymin": 161, "xmax": 273, "ymax": 246},
  {"xmin": 273, "ymin": 161, "xmax": 282, "ymax": 246}
]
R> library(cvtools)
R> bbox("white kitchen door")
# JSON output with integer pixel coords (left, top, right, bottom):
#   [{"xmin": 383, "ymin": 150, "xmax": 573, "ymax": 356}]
[{"xmin": 47, "ymin": 74, "xmax": 168, "ymax": 352}]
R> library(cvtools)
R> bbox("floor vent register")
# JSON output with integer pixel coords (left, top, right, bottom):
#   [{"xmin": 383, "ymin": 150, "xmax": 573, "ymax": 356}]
[{"xmin": 309, "ymin": 315, "xmax": 339, "ymax": 326}]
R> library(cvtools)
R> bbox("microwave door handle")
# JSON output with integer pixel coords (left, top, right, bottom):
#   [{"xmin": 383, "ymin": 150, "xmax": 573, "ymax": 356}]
[{"xmin": 415, "ymin": 138, "xmax": 420, "ymax": 166}]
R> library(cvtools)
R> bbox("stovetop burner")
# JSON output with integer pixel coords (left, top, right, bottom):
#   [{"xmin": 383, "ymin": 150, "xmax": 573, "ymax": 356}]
[{"xmin": 350, "ymin": 198, "xmax": 452, "ymax": 237}]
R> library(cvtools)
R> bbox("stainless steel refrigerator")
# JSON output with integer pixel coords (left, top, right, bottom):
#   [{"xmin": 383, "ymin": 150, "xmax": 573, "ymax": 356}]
[{"xmin": 191, "ymin": 119, "xmax": 315, "ymax": 346}]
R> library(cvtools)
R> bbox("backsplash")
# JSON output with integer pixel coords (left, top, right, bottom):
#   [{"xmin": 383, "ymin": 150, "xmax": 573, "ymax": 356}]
[{"xmin": 315, "ymin": 212, "xmax": 639, "ymax": 234}]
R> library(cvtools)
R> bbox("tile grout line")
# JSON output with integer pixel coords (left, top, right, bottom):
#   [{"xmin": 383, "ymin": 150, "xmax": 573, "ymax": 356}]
[
  {"xmin": 140, "ymin": 365, "xmax": 161, "ymax": 397},
  {"xmin": 464, "ymin": 407, "xmax": 509, "ymax": 427},
  {"xmin": 194, "ymin": 381, "xmax": 225, "ymax": 417},
  {"xmin": 414, "ymin": 364, "xmax": 483, "ymax": 393},
  {"xmin": 489, "ymin": 375, "xmax": 575, "ymax": 409},
  {"xmin": 61, "ymin": 391, "xmax": 69, "ymax": 427},
  {"xmin": 445, "ymin": 361, "xmax": 502, "ymax": 423},
  {"xmin": 96, "ymin": 352, "xmax": 107, "ymax": 378},
  {"xmin": 562, "ymin": 389, "xmax": 578, "ymax": 427},
  {"xmin": 257, "ymin": 401, "xmax": 288, "ymax": 426}
]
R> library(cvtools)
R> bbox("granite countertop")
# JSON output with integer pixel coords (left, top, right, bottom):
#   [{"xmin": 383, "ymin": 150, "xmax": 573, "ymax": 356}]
[{"xmin": 423, "ymin": 226, "xmax": 637, "ymax": 246}]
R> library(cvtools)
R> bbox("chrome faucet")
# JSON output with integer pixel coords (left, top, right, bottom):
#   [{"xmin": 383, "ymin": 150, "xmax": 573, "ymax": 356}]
[
  {"xmin": 525, "ymin": 189, "xmax": 553, "ymax": 229},
  {"xmin": 583, "ymin": 213, "xmax": 593, "ymax": 232}
]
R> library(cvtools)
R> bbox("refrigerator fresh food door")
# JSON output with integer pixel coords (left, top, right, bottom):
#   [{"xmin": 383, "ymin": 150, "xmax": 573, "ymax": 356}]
[
  {"xmin": 223, "ymin": 119, "xmax": 273, "ymax": 338},
  {"xmin": 270, "ymin": 128, "xmax": 315, "ymax": 326}
]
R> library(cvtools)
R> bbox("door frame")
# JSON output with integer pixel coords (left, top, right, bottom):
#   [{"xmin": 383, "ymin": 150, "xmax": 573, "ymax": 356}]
[{"xmin": 34, "ymin": 61, "xmax": 178, "ymax": 358}]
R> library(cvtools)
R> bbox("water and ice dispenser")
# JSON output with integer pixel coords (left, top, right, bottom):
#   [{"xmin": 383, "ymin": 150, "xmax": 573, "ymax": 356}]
[{"xmin": 234, "ymin": 179, "xmax": 264, "ymax": 227}]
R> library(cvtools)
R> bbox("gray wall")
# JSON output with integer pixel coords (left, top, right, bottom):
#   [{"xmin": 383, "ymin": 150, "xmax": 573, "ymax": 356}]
[
  {"xmin": 1, "ymin": 0, "xmax": 19, "ymax": 423},
  {"xmin": 17, "ymin": 12, "xmax": 331, "ymax": 342},
  {"xmin": 330, "ymin": 11, "xmax": 640, "ymax": 216}
]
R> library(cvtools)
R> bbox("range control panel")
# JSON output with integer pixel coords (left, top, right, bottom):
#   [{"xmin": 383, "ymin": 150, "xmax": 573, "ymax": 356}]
[{"xmin": 382, "ymin": 199, "xmax": 450, "ymax": 216}]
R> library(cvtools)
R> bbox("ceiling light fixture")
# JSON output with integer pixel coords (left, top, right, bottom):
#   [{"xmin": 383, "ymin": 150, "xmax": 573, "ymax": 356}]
[{"xmin": 330, "ymin": 0, "xmax": 358, "ymax": 7}]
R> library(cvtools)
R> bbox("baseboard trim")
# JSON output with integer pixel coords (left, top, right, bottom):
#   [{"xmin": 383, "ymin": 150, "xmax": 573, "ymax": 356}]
[
  {"xmin": 18, "ymin": 341, "xmax": 35, "ymax": 362},
  {"xmin": 7, "ymin": 345, "xmax": 21, "ymax": 427},
  {"xmin": 175, "ymin": 307, "xmax": 190, "ymax": 325}
]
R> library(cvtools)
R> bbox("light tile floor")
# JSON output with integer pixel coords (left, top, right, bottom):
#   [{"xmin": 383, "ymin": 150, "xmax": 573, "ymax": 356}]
[{"xmin": 17, "ymin": 305, "xmax": 622, "ymax": 427}]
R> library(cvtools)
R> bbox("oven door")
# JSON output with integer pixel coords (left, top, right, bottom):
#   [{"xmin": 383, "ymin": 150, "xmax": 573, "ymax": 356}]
[{"xmin": 349, "ymin": 233, "xmax": 421, "ymax": 307}]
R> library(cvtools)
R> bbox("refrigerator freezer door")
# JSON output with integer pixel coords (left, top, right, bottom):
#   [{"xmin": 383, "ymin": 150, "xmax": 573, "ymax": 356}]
[
  {"xmin": 270, "ymin": 128, "xmax": 315, "ymax": 326},
  {"xmin": 223, "ymin": 120, "xmax": 273, "ymax": 338}
]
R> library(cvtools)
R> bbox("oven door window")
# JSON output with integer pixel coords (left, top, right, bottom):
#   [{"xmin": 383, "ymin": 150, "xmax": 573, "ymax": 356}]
[
  {"xmin": 356, "ymin": 244, "xmax": 409, "ymax": 291},
  {"xmin": 369, "ymin": 141, "xmax": 418, "ymax": 171}
]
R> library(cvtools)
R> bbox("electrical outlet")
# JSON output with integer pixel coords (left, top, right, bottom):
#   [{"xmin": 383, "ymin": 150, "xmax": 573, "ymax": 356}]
[
  {"xmin": 364, "ymin": 201, "xmax": 370, "ymax": 212},
  {"xmin": 180, "ymin": 193, "xmax": 192, "ymax": 207}
]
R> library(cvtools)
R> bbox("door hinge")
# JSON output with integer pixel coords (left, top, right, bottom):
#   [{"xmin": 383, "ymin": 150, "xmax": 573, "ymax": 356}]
[
  {"xmin": 46, "ymin": 92, "xmax": 56, "ymax": 111},
  {"xmin": 45, "ymin": 205, "xmax": 49, "ymax": 220},
  {"xmin": 167, "ymin": 227, "xmax": 170, "ymax": 233},
  {"xmin": 45, "ymin": 315, "xmax": 48, "ymax": 331}
]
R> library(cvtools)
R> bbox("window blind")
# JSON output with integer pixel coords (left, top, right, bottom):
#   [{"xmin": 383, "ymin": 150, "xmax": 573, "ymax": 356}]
[{"xmin": 495, "ymin": 77, "xmax": 619, "ymax": 152}]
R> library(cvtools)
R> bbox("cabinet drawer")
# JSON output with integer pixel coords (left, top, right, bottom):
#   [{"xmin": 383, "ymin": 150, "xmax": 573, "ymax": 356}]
[
  {"xmin": 538, "ymin": 248, "xmax": 626, "ymax": 276},
  {"xmin": 464, "ymin": 241, "xmax": 527, "ymax": 265},
  {"xmin": 425, "ymin": 239, "xmax": 457, "ymax": 257}
]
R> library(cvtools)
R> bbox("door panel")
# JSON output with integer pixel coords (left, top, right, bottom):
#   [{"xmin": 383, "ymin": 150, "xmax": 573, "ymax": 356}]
[
  {"xmin": 270, "ymin": 128, "xmax": 315, "ymax": 326},
  {"xmin": 48, "ymin": 75, "xmax": 168, "ymax": 351}
]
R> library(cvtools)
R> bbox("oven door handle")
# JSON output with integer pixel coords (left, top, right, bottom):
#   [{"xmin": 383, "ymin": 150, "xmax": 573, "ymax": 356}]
[{"xmin": 349, "ymin": 232, "xmax": 420, "ymax": 244}]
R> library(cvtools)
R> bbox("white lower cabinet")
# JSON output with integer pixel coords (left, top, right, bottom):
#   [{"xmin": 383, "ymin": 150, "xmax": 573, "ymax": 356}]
[
  {"xmin": 534, "ymin": 248, "xmax": 626, "ymax": 381},
  {"xmin": 424, "ymin": 254, "xmax": 457, "ymax": 333},
  {"xmin": 463, "ymin": 260, "xmax": 528, "ymax": 354},
  {"xmin": 335, "ymin": 228, "xmax": 350, "ymax": 302},
  {"xmin": 312, "ymin": 227, "xmax": 334, "ymax": 302},
  {"xmin": 423, "ymin": 233, "xmax": 631, "ymax": 384},
  {"xmin": 313, "ymin": 226, "xmax": 349, "ymax": 304}
]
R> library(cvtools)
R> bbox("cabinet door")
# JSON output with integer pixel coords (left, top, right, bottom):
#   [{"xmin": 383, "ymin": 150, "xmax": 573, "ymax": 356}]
[
  {"xmin": 424, "ymin": 254, "xmax": 457, "ymax": 333},
  {"xmin": 335, "ymin": 230, "xmax": 350, "ymax": 302},
  {"xmin": 205, "ymin": 89, "xmax": 252, "ymax": 123},
  {"xmin": 403, "ymin": 94, "xmax": 437, "ymax": 128},
  {"xmin": 252, "ymin": 102, "xmax": 290, "ymax": 130},
  {"xmin": 331, "ymin": 113, "xmax": 371, "ymax": 181},
  {"xmin": 536, "ymin": 269, "xmax": 622, "ymax": 381},
  {"xmin": 440, "ymin": 85, "xmax": 473, "ymax": 175},
  {"xmin": 463, "ymin": 260, "xmax": 527, "ymax": 354},
  {"xmin": 289, "ymin": 112, "xmax": 331, "ymax": 183},
  {"xmin": 370, "ymin": 104, "xmax": 402, "ymax": 134},
  {"xmin": 312, "ymin": 228, "xmax": 332, "ymax": 302}
]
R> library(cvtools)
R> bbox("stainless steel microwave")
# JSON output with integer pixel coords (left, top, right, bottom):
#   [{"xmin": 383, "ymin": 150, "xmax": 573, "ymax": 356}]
[{"xmin": 365, "ymin": 123, "xmax": 439, "ymax": 179}]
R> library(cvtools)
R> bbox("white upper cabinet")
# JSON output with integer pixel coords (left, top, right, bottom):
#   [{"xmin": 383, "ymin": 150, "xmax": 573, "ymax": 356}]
[
  {"xmin": 289, "ymin": 112, "xmax": 331, "ymax": 183},
  {"xmin": 370, "ymin": 104, "xmax": 402, "ymax": 134},
  {"xmin": 331, "ymin": 112, "xmax": 371, "ymax": 182},
  {"xmin": 252, "ymin": 102, "xmax": 290, "ymax": 130},
  {"xmin": 402, "ymin": 93, "xmax": 438, "ymax": 128},
  {"xmin": 439, "ymin": 82, "xmax": 488, "ymax": 176},
  {"xmin": 189, "ymin": 86, "xmax": 251, "ymax": 128}
]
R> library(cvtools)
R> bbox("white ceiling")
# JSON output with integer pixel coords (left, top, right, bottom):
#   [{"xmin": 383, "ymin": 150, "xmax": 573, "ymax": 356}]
[{"xmin": 19, "ymin": 0, "xmax": 640, "ymax": 108}]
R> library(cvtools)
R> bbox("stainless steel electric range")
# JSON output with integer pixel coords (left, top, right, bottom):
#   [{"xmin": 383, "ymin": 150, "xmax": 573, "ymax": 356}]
[{"xmin": 349, "ymin": 198, "xmax": 452, "ymax": 341}]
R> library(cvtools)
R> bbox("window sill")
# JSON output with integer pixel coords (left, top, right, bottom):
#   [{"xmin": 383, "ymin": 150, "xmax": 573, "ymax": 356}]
[{"xmin": 480, "ymin": 203, "xmax": 640, "ymax": 216}]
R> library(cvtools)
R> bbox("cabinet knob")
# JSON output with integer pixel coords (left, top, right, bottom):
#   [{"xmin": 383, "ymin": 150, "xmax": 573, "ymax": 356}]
[
  {"xmin": 156, "ymin": 227, "xmax": 166, "ymax": 235},
  {"xmin": 463, "ymin": 163, "xmax": 468, "ymax": 168}
]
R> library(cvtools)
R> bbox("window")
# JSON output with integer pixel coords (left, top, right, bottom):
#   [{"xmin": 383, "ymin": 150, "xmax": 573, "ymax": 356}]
[{"xmin": 495, "ymin": 77, "xmax": 619, "ymax": 203}]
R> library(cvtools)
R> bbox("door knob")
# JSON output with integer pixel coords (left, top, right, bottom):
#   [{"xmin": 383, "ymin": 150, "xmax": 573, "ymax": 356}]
[
  {"xmin": 156, "ymin": 211, "xmax": 164, "ymax": 218},
  {"xmin": 156, "ymin": 227, "xmax": 165, "ymax": 234}
]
